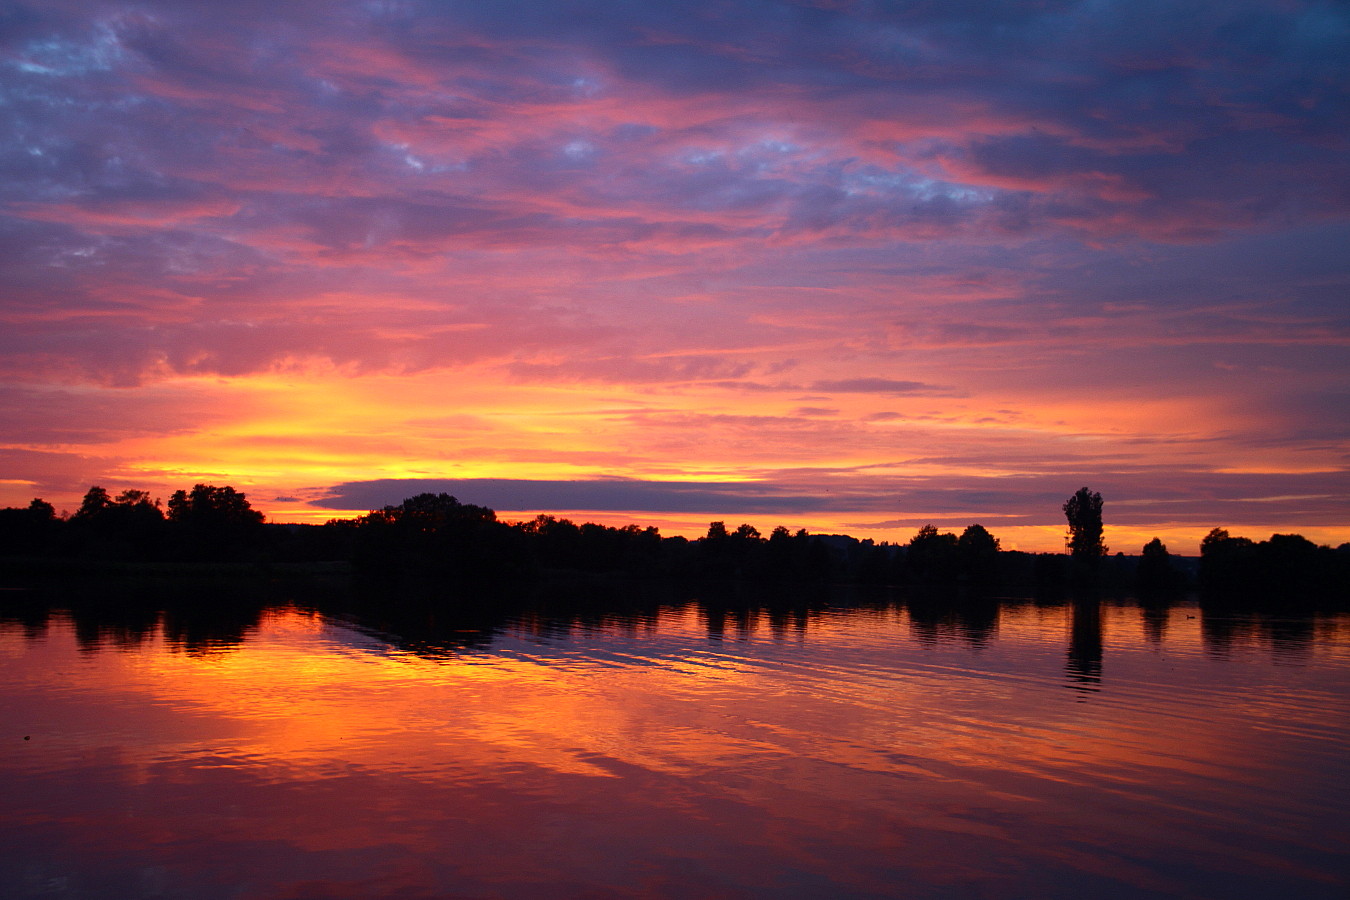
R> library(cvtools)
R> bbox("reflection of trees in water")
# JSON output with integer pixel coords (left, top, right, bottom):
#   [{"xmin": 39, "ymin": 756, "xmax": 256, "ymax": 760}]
[
  {"xmin": 4, "ymin": 573, "xmax": 1344, "ymax": 670},
  {"xmin": 484, "ymin": 581, "xmax": 898, "ymax": 646},
  {"xmin": 496, "ymin": 575, "xmax": 679, "ymax": 647},
  {"xmin": 1265, "ymin": 618, "xmax": 1316, "ymax": 662},
  {"xmin": 160, "ymin": 601, "xmax": 269, "ymax": 657},
  {"xmin": 72, "ymin": 602, "xmax": 161, "ymax": 653},
  {"xmin": 0, "ymin": 590, "xmax": 53, "ymax": 642},
  {"xmin": 1201, "ymin": 608, "xmax": 1316, "ymax": 659},
  {"xmin": 0, "ymin": 582, "xmax": 162, "ymax": 651},
  {"xmin": 1200, "ymin": 611, "xmax": 1237, "ymax": 655},
  {"xmin": 905, "ymin": 589, "xmax": 1000, "ymax": 649},
  {"xmin": 0, "ymin": 573, "xmax": 320, "ymax": 656},
  {"xmin": 693, "ymin": 583, "xmax": 891, "ymax": 644},
  {"xmin": 767, "ymin": 604, "xmax": 811, "ymax": 641},
  {"xmin": 337, "ymin": 605, "xmax": 503, "ymax": 658},
  {"xmin": 1138, "ymin": 598, "xmax": 1173, "ymax": 645},
  {"xmin": 325, "ymin": 573, "xmax": 524, "ymax": 657},
  {"xmin": 1066, "ymin": 598, "xmax": 1103, "ymax": 694},
  {"xmin": 1198, "ymin": 586, "xmax": 1336, "ymax": 658},
  {"xmin": 701, "ymin": 604, "xmax": 761, "ymax": 643}
]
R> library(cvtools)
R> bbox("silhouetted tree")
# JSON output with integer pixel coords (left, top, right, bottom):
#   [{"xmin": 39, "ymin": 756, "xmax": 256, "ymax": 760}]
[
  {"xmin": 168, "ymin": 484, "xmax": 264, "ymax": 528},
  {"xmin": 1136, "ymin": 537, "xmax": 1181, "ymax": 592},
  {"xmin": 347, "ymin": 492, "xmax": 517, "ymax": 580},
  {"xmin": 905, "ymin": 524, "xmax": 958, "ymax": 582},
  {"xmin": 1260, "ymin": 533, "xmax": 1333, "ymax": 600},
  {"xmin": 1199, "ymin": 527, "xmax": 1255, "ymax": 592},
  {"xmin": 1264, "ymin": 532, "xmax": 1319, "ymax": 574},
  {"xmin": 1200, "ymin": 527, "xmax": 1347, "ymax": 606},
  {"xmin": 0, "ymin": 498, "xmax": 62, "ymax": 556},
  {"xmin": 696, "ymin": 520, "xmax": 733, "ymax": 577},
  {"xmin": 781, "ymin": 527, "xmax": 832, "ymax": 583},
  {"xmin": 701, "ymin": 521, "xmax": 767, "ymax": 578},
  {"xmin": 518, "ymin": 514, "xmax": 582, "ymax": 569},
  {"xmin": 1063, "ymin": 487, "xmax": 1107, "ymax": 560},
  {"xmin": 73, "ymin": 486, "xmax": 114, "ymax": 520},
  {"xmin": 767, "ymin": 525, "xmax": 793, "ymax": 568},
  {"xmin": 957, "ymin": 524, "xmax": 1001, "ymax": 582},
  {"xmin": 166, "ymin": 484, "xmax": 264, "ymax": 560},
  {"xmin": 67, "ymin": 485, "xmax": 166, "ymax": 559},
  {"xmin": 852, "ymin": 539, "xmax": 893, "ymax": 584},
  {"xmin": 733, "ymin": 523, "xmax": 761, "ymax": 541}
]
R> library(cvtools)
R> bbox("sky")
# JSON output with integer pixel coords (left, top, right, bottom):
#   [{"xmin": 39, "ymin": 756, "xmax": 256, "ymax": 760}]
[{"xmin": 1, "ymin": 0, "xmax": 1347, "ymax": 553}]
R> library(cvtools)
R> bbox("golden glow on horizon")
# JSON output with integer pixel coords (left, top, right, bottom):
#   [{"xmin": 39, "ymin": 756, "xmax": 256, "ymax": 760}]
[{"xmin": 2, "ymin": 366, "xmax": 1343, "ymax": 554}]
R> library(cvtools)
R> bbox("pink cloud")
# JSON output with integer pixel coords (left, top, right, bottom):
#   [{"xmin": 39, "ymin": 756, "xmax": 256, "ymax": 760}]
[{"xmin": 0, "ymin": 0, "xmax": 1345, "ymax": 545}]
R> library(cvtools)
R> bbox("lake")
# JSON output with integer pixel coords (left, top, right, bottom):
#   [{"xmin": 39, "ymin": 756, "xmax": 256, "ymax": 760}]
[{"xmin": 2, "ymin": 585, "xmax": 1347, "ymax": 899}]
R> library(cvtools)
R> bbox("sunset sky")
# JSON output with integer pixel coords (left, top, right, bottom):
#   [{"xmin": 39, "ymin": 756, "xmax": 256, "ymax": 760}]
[{"xmin": 2, "ymin": 0, "xmax": 1347, "ymax": 552}]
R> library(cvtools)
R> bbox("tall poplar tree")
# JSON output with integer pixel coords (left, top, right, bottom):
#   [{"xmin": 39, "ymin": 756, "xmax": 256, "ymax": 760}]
[{"xmin": 1063, "ymin": 487, "xmax": 1107, "ymax": 560}]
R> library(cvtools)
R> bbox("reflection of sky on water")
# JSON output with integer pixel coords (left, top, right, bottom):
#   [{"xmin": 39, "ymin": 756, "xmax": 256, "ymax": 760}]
[{"xmin": 1, "ymin": 598, "xmax": 1348, "ymax": 899}]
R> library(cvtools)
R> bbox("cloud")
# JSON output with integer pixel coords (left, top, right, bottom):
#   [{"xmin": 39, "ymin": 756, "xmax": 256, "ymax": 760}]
[
  {"xmin": 705, "ymin": 378, "xmax": 951, "ymax": 396},
  {"xmin": 0, "ymin": 383, "xmax": 235, "ymax": 442},
  {"xmin": 316, "ymin": 477, "xmax": 830, "ymax": 516},
  {"xmin": 507, "ymin": 354, "xmax": 758, "ymax": 386},
  {"xmin": 0, "ymin": 1, "xmax": 1345, "ymax": 545},
  {"xmin": 808, "ymin": 378, "xmax": 948, "ymax": 395},
  {"xmin": 314, "ymin": 470, "xmax": 1350, "ymax": 532}
]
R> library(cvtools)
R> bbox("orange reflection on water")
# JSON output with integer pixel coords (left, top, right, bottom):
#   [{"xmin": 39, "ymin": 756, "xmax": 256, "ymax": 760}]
[{"xmin": 2, "ymin": 598, "xmax": 1348, "ymax": 899}]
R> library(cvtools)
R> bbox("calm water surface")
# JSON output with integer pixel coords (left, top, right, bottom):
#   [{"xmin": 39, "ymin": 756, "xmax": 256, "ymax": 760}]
[{"xmin": 2, "ymin": 591, "xmax": 1348, "ymax": 899}]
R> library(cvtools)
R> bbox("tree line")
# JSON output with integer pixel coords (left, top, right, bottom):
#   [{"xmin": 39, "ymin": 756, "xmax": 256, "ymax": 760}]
[
  {"xmin": 1, "ymin": 485, "xmax": 1346, "ymax": 601},
  {"xmin": 0, "ymin": 485, "xmax": 264, "ymax": 563}
]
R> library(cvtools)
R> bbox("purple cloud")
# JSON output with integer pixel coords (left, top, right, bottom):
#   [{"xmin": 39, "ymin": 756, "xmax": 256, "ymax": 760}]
[
  {"xmin": 316, "ymin": 470, "xmax": 1350, "ymax": 533},
  {"xmin": 0, "ymin": 0, "xmax": 1345, "ymax": 545}
]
